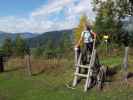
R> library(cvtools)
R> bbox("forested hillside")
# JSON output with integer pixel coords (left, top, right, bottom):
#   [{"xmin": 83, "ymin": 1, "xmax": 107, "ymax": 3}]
[
  {"xmin": 0, "ymin": 31, "xmax": 37, "ymax": 46},
  {"xmin": 27, "ymin": 29, "xmax": 73, "ymax": 48}
]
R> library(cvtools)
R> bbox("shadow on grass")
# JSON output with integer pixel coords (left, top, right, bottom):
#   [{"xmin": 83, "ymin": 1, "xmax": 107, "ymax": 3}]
[
  {"xmin": 106, "ymin": 65, "xmax": 121, "ymax": 76},
  {"xmin": 32, "ymin": 69, "xmax": 45, "ymax": 76},
  {"xmin": 5, "ymin": 67, "xmax": 25, "ymax": 72},
  {"xmin": 127, "ymin": 72, "xmax": 133, "ymax": 79},
  {"xmin": 105, "ymin": 65, "xmax": 121, "ymax": 82}
]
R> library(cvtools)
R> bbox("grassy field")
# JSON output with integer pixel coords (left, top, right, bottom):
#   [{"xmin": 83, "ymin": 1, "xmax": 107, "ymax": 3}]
[{"xmin": 0, "ymin": 53, "xmax": 133, "ymax": 100}]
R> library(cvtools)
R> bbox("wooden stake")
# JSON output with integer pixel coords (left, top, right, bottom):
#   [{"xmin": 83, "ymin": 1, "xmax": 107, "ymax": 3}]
[
  {"xmin": 123, "ymin": 46, "xmax": 129, "ymax": 81},
  {"xmin": 25, "ymin": 54, "xmax": 32, "ymax": 76}
]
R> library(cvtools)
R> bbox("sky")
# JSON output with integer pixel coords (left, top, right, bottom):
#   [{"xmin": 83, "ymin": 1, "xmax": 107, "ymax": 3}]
[{"xmin": 0, "ymin": 0, "xmax": 95, "ymax": 33}]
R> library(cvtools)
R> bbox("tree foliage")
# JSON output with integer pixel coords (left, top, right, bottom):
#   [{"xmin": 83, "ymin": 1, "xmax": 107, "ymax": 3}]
[
  {"xmin": 1, "ymin": 37, "xmax": 13, "ymax": 56},
  {"xmin": 74, "ymin": 15, "xmax": 89, "ymax": 45},
  {"xmin": 93, "ymin": 0, "xmax": 133, "ymax": 46},
  {"xmin": 95, "ymin": 1, "xmax": 118, "ymax": 32},
  {"xmin": 32, "ymin": 32, "xmax": 73, "ymax": 58},
  {"xmin": 60, "ymin": 32, "xmax": 72, "ymax": 52},
  {"xmin": 14, "ymin": 35, "xmax": 27, "ymax": 57}
]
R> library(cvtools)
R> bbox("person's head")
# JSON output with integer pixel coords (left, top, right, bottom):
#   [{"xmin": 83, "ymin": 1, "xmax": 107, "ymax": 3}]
[{"xmin": 84, "ymin": 23, "xmax": 91, "ymax": 31}]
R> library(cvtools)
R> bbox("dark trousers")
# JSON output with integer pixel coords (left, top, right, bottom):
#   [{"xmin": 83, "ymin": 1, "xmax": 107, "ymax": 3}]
[
  {"xmin": 82, "ymin": 42, "xmax": 93, "ymax": 65},
  {"xmin": 76, "ymin": 42, "xmax": 100, "ymax": 68},
  {"xmin": 81, "ymin": 42, "xmax": 100, "ymax": 71}
]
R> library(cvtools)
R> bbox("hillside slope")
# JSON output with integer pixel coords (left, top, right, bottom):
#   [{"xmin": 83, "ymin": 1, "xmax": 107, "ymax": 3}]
[
  {"xmin": 27, "ymin": 29, "xmax": 73, "ymax": 48},
  {"xmin": 0, "ymin": 31, "xmax": 38, "ymax": 46}
]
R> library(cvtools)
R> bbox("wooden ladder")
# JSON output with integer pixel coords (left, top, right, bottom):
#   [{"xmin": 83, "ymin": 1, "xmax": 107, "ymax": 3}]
[{"xmin": 73, "ymin": 48, "xmax": 96, "ymax": 92}]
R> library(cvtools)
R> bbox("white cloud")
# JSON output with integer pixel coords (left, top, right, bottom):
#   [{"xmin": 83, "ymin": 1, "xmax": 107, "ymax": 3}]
[
  {"xmin": 0, "ymin": 0, "xmax": 95, "ymax": 33},
  {"xmin": 31, "ymin": 0, "xmax": 71, "ymax": 17}
]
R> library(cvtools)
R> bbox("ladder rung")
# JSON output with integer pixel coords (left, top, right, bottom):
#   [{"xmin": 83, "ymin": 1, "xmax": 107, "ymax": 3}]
[
  {"xmin": 75, "ymin": 73, "xmax": 87, "ymax": 77},
  {"xmin": 78, "ymin": 65, "xmax": 90, "ymax": 68}
]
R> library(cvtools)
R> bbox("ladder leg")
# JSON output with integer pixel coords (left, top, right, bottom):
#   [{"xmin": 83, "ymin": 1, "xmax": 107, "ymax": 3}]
[
  {"xmin": 84, "ymin": 74, "xmax": 91, "ymax": 92},
  {"xmin": 84, "ymin": 49, "xmax": 96, "ymax": 92},
  {"xmin": 73, "ymin": 67, "xmax": 80, "ymax": 87},
  {"xmin": 73, "ymin": 52, "xmax": 82, "ymax": 87}
]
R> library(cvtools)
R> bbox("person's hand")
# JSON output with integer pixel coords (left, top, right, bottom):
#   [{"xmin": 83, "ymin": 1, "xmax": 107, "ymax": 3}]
[
  {"xmin": 74, "ymin": 44, "xmax": 79, "ymax": 51},
  {"xmin": 75, "ymin": 44, "xmax": 79, "ymax": 48}
]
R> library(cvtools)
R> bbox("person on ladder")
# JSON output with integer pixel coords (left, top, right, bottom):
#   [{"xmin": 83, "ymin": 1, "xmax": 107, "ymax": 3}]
[
  {"xmin": 75, "ymin": 23, "xmax": 97, "ymax": 65},
  {"xmin": 73, "ymin": 24, "xmax": 106, "ymax": 90},
  {"xmin": 74, "ymin": 23, "xmax": 101, "ymax": 88}
]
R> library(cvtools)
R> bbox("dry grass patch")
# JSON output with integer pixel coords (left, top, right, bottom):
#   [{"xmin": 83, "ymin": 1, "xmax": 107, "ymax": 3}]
[{"xmin": 5, "ymin": 57, "xmax": 74, "ymax": 75}]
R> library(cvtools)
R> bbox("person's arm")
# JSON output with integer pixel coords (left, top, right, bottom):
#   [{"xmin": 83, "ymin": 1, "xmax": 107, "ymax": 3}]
[
  {"xmin": 91, "ymin": 30, "xmax": 96, "ymax": 39},
  {"xmin": 92, "ymin": 32, "xmax": 96, "ymax": 39},
  {"xmin": 75, "ymin": 36, "xmax": 83, "ymax": 48},
  {"xmin": 75, "ymin": 32, "xmax": 84, "ymax": 48}
]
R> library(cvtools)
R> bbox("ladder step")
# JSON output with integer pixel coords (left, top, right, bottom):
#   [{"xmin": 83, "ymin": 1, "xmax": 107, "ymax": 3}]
[
  {"xmin": 78, "ymin": 64, "xmax": 90, "ymax": 68},
  {"xmin": 75, "ymin": 73, "xmax": 87, "ymax": 77}
]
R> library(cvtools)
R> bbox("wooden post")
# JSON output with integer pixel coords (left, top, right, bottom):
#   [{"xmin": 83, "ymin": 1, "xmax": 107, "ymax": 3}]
[
  {"xmin": 123, "ymin": 47, "xmax": 129, "ymax": 81},
  {"xmin": 74, "ymin": 48, "xmax": 78, "ymax": 66},
  {"xmin": 105, "ymin": 40, "xmax": 108, "ymax": 55},
  {"xmin": 25, "ymin": 54, "xmax": 32, "ymax": 76},
  {"xmin": 73, "ymin": 48, "xmax": 81, "ymax": 87},
  {"xmin": 84, "ymin": 49, "xmax": 96, "ymax": 92},
  {"xmin": 0, "ymin": 55, "xmax": 4, "ymax": 72}
]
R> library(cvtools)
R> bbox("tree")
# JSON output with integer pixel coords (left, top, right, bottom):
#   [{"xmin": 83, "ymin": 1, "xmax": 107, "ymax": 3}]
[
  {"xmin": 32, "ymin": 47, "xmax": 44, "ymax": 58},
  {"xmin": 93, "ymin": 0, "xmax": 133, "ymax": 15},
  {"xmin": 93, "ymin": 0, "xmax": 133, "ymax": 25},
  {"xmin": 115, "ymin": 0, "xmax": 133, "ymax": 45},
  {"xmin": 92, "ymin": 0, "xmax": 132, "ymax": 45},
  {"xmin": 93, "ymin": 0, "xmax": 119, "ymax": 33},
  {"xmin": 116, "ymin": 0, "xmax": 133, "ymax": 18},
  {"xmin": 93, "ymin": 0, "xmax": 117, "ymax": 45},
  {"xmin": 44, "ymin": 39, "xmax": 56, "ymax": 58},
  {"xmin": 2, "ymin": 37, "xmax": 13, "ymax": 56},
  {"xmin": 14, "ymin": 35, "xmax": 27, "ymax": 57},
  {"xmin": 59, "ymin": 32, "xmax": 72, "ymax": 53},
  {"xmin": 74, "ymin": 15, "xmax": 89, "ymax": 46}
]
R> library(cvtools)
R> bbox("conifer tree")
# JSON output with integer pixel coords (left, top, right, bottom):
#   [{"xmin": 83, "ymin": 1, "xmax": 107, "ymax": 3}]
[
  {"xmin": 14, "ymin": 35, "xmax": 27, "ymax": 57},
  {"xmin": 2, "ymin": 37, "xmax": 13, "ymax": 56}
]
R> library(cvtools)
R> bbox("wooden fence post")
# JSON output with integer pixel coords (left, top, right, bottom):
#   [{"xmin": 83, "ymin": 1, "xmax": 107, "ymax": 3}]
[
  {"xmin": 25, "ymin": 54, "xmax": 32, "ymax": 76},
  {"xmin": 0, "ymin": 55, "xmax": 4, "ymax": 72},
  {"xmin": 123, "ymin": 46, "xmax": 129, "ymax": 81}
]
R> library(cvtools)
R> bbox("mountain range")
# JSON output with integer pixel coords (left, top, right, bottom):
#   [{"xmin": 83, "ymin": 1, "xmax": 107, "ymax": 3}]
[
  {"xmin": 0, "ymin": 29, "xmax": 73, "ymax": 48},
  {"xmin": 27, "ymin": 29, "xmax": 73, "ymax": 48}
]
